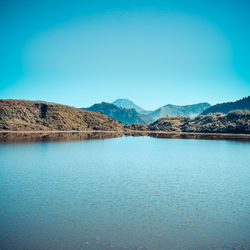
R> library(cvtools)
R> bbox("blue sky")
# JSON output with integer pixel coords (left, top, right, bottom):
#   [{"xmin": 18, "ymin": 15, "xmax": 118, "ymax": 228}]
[{"xmin": 0, "ymin": 0, "xmax": 249, "ymax": 109}]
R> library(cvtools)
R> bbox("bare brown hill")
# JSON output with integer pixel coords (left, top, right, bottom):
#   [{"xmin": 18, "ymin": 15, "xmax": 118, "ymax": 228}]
[{"xmin": 0, "ymin": 99, "xmax": 123, "ymax": 131}]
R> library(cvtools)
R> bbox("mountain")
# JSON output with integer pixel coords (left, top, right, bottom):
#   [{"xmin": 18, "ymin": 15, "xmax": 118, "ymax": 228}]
[
  {"xmin": 1, "ymin": 99, "xmax": 249, "ymax": 134},
  {"xmin": 113, "ymin": 98, "xmax": 211, "ymax": 120},
  {"xmin": 201, "ymin": 96, "xmax": 250, "ymax": 115},
  {"xmin": 83, "ymin": 102, "xmax": 152, "ymax": 124},
  {"xmin": 148, "ymin": 103, "xmax": 211, "ymax": 120},
  {"xmin": 112, "ymin": 99, "xmax": 148, "ymax": 114},
  {"xmin": 0, "ymin": 99, "xmax": 123, "ymax": 131}
]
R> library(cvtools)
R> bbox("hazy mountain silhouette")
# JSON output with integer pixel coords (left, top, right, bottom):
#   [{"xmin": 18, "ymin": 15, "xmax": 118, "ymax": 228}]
[
  {"xmin": 113, "ymin": 99, "xmax": 210, "ymax": 120},
  {"xmin": 112, "ymin": 99, "xmax": 148, "ymax": 114},
  {"xmin": 149, "ymin": 103, "xmax": 211, "ymax": 120}
]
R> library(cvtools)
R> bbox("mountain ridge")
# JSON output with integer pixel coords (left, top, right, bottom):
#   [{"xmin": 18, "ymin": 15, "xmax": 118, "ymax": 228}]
[
  {"xmin": 112, "ymin": 98, "xmax": 211, "ymax": 120},
  {"xmin": 201, "ymin": 96, "xmax": 250, "ymax": 115},
  {"xmin": 1, "ymin": 99, "xmax": 249, "ymax": 134},
  {"xmin": 83, "ymin": 102, "xmax": 152, "ymax": 124},
  {"xmin": 149, "ymin": 102, "xmax": 211, "ymax": 120}
]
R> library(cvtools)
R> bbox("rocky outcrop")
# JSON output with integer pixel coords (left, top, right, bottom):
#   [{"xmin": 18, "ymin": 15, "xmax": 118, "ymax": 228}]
[{"xmin": 0, "ymin": 99, "xmax": 123, "ymax": 131}]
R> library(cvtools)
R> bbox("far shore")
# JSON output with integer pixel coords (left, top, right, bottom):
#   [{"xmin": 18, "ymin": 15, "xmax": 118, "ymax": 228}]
[
  {"xmin": 0, "ymin": 130, "xmax": 250, "ymax": 142},
  {"xmin": 0, "ymin": 130, "xmax": 121, "ymax": 134}
]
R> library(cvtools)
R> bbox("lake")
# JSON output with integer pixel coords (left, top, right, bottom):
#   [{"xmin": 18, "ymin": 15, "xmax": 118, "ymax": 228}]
[{"xmin": 0, "ymin": 135, "xmax": 249, "ymax": 249}]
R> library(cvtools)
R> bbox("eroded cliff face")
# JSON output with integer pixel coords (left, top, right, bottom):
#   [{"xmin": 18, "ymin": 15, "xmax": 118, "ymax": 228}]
[{"xmin": 0, "ymin": 99, "xmax": 123, "ymax": 131}]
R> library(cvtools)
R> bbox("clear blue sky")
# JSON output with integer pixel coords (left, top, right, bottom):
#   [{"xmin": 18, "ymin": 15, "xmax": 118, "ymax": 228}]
[{"xmin": 0, "ymin": 0, "xmax": 249, "ymax": 109}]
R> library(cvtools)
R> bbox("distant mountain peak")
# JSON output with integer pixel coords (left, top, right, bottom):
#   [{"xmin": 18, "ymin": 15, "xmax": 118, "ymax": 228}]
[
  {"xmin": 112, "ymin": 99, "xmax": 146, "ymax": 113},
  {"xmin": 83, "ymin": 102, "xmax": 152, "ymax": 125},
  {"xmin": 114, "ymin": 98, "xmax": 131, "ymax": 102},
  {"xmin": 84, "ymin": 99, "xmax": 212, "ymax": 124}
]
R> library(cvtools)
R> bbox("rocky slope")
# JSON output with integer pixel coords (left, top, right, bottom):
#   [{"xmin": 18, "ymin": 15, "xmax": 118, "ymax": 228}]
[
  {"xmin": 0, "ymin": 99, "xmax": 123, "ymax": 131},
  {"xmin": 83, "ymin": 102, "xmax": 152, "ymax": 124},
  {"xmin": 202, "ymin": 96, "xmax": 250, "ymax": 115},
  {"xmin": 125, "ymin": 110, "xmax": 250, "ymax": 134}
]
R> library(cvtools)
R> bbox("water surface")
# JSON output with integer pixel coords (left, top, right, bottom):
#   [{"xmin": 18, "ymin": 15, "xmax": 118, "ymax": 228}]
[{"xmin": 0, "ymin": 136, "xmax": 249, "ymax": 249}]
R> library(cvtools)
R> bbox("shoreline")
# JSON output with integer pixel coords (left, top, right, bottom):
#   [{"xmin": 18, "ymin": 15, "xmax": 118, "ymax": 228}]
[{"xmin": 0, "ymin": 130, "xmax": 250, "ymax": 142}]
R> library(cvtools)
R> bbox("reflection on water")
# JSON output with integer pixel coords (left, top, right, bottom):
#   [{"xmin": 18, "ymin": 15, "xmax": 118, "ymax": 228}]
[
  {"xmin": 0, "ymin": 131, "xmax": 250, "ymax": 144},
  {"xmin": 0, "ymin": 136, "xmax": 249, "ymax": 249},
  {"xmin": 147, "ymin": 132, "xmax": 250, "ymax": 141},
  {"xmin": 124, "ymin": 131, "xmax": 250, "ymax": 142},
  {"xmin": 0, "ymin": 131, "xmax": 123, "ymax": 143}
]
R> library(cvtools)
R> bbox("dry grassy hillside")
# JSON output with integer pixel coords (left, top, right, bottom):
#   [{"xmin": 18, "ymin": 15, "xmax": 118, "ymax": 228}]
[
  {"xmin": 125, "ymin": 110, "xmax": 250, "ymax": 134},
  {"xmin": 0, "ymin": 99, "xmax": 123, "ymax": 131},
  {"xmin": 150, "ymin": 111, "xmax": 250, "ymax": 133}
]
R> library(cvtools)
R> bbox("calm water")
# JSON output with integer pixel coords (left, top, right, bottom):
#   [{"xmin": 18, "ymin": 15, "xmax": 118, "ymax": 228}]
[{"xmin": 0, "ymin": 136, "xmax": 249, "ymax": 249}]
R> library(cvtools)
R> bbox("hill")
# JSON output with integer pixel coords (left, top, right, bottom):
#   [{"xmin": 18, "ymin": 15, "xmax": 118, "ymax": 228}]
[
  {"xmin": 125, "ymin": 110, "xmax": 250, "ymax": 134},
  {"xmin": 148, "ymin": 103, "xmax": 211, "ymax": 120},
  {"xmin": 83, "ymin": 102, "xmax": 152, "ymax": 124},
  {"xmin": 0, "ymin": 99, "xmax": 123, "ymax": 131},
  {"xmin": 1, "ymin": 99, "xmax": 249, "ymax": 134},
  {"xmin": 201, "ymin": 96, "xmax": 250, "ymax": 115},
  {"xmin": 149, "ymin": 111, "xmax": 250, "ymax": 133}
]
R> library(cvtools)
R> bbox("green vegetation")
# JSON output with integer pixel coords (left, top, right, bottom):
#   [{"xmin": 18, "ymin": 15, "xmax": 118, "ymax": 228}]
[
  {"xmin": 88, "ymin": 99, "xmax": 211, "ymax": 122},
  {"xmin": 83, "ymin": 102, "xmax": 152, "ymax": 124},
  {"xmin": 112, "ymin": 99, "xmax": 147, "ymax": 114},
  {"xmin": 202, "ymin": 96, "xmax": 250, "ymax": 115}
]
